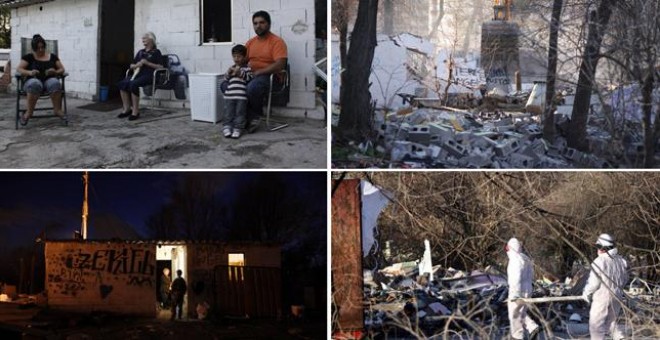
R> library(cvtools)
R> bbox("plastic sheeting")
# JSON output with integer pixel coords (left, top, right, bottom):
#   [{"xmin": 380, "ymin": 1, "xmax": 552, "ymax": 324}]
[
  {"xmin": 525, "ymin": 82, "xmax": 546, "ymax": 115},
  {"xmin": 361, "ymin": 181, "xmax": 391, "ymax": 257},
  {"xmin": 610, "ymin": 84, "xmax": 659, "ymax": 124}
]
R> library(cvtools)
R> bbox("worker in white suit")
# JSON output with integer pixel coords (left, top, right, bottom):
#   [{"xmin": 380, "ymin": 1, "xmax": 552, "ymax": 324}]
[
  {"xmin": 506, "ymin": 237, "xmax": 539, "ymax": 340},
  {"xmin": 582, "ymin": 233, "xmax": 628, "ymax": 340}
]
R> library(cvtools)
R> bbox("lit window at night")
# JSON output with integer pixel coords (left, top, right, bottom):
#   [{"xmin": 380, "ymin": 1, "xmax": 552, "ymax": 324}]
[{"xmin": 228, "ymin": 253, "xmax": 244, "ymax": 266}]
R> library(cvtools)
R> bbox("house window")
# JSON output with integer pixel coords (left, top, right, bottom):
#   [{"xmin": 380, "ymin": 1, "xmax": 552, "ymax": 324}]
[
  {"xmin": 228, "ymin": 253, "xmax": 244, "ymax": 281},
  {"xmin": 201, "ymin": 0, "xmax": 232, "ymax": 43},
  {"xmin": 228, "ymin": 253, "xmax": 244, "ymax": 266}
]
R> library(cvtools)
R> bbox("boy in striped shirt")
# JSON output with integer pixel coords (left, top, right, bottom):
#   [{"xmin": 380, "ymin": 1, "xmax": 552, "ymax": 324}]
[{"xmin": 223, "ymin": 45, "xmax": 253, "ymax": 138}]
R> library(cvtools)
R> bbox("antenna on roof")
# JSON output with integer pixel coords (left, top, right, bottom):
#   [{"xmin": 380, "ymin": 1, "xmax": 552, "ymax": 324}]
[{"xmin": 82, "ymin": 171, "xmax": 89, "ymax": 240}]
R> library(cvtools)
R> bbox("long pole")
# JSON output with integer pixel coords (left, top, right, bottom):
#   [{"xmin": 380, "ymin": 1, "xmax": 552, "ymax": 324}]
[
  {"xmin": 82, "ymin": 171, "xmax": 89, "ymax": 240},
  {"xmin": 510, "ymin": 296, "xmax": 587, "ymax": 304}
]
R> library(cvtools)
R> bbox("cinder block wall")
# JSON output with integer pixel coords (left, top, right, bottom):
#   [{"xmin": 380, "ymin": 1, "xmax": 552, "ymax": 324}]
[
  {"xmin": 186, "ymin": 243, "xmax": 280, "ymax": 317},
  {"xmin": 45, "ymin": 241, "xmax": 157, "ymax": 316},
  {"xmin": 134, "ymin": 0, "xmax": 317, "ymax": 109},
  {"xmin": 10, "ymin": 0, "xmax": 100, "ymax": 100}
]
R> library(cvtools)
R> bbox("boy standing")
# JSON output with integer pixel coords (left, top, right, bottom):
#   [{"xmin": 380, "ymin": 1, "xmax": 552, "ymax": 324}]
[{"xmin": 223, "ymin": 44, "xmax": 253, "ymax": 139}]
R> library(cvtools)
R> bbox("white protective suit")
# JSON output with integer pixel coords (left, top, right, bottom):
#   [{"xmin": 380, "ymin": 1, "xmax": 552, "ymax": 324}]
[
  {"xmin": 583, "ymin": 247, "xmax": 628, "ymax": 340},
  {"xmin": 506, "ymin": 238, "xmax": 539, "ymax": 340}
]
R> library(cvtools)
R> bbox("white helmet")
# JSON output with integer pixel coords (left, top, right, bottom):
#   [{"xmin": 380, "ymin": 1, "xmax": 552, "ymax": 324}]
[
  {"xmin": 569, "ymin": 313, "xmax": 582, "ymax": 322},
  {"xmin": 596, "ymin": 233, "xmax": 615, "ymax": 247},
  {"xmin": 507, "ymin": 237, "xmax": 521, "ymax": 252}
]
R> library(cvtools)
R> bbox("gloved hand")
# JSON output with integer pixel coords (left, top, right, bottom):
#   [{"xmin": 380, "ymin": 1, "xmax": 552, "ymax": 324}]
[{"xmin": 582, "ymin": 293, "xmax": 591, "ymax": 304}]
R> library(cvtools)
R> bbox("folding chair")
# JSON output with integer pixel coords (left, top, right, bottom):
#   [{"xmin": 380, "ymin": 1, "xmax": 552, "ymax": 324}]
[
  {"xmin": 125, "ymin": 54, "xmax": 172, "ymax": 111},
  {"xmin": 15, "ymin": 38, "xmax": 68, "ymax": 129},
  {"xmin": 142, "ymin": 54, "xmax": 186, "ymax": 110},
  {"xmin": 265, "ymin": 63, "xmax": 290, "ymax": 131}
]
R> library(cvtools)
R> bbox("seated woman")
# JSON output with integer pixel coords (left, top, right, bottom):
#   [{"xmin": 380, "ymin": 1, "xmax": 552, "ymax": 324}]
[
  {"xmin": 16, "ymin": 34, "xmax": 67, "ymax": 125},
  {"xmin": 117, "ymin": 32, "xmax": 162, "ymax": 121}
]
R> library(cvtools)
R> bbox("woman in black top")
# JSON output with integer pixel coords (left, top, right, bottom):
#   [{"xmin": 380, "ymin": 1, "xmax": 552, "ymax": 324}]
[
  {"xmin": 16, "ymin": 34, "xmax": 66, "ymax": 125},
  {"xmin": 117, "ymin": 32, "xmax": 163, "ymax": 121}
]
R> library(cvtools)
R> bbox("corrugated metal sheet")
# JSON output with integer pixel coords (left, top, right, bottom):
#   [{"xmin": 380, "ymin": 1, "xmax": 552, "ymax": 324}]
[
  {"xmin": 331, "ymin": 179, "xmax": 364, "ymax": 331},
  {"xmin": 214, "ymin": 265, "xmax": 281, "ymax": 318},
  {"xmin": 0, "ymin": 0, "xmax": 55, "ymax": 8}
]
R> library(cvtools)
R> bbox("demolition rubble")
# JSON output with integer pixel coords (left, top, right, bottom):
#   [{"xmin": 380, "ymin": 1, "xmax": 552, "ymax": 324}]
[
  {"xmin": 333, "ymin": 83, "xmax": 660, "ymax": 169},
  {"xmin": 361, "ymin": 240, "xmax": 660, "ymax": 339}
]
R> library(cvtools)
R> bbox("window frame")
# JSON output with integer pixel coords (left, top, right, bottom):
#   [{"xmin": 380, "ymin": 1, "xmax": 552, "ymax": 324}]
[
  {"xmin": 199, "ymin": 0, "xmax": 234, "ymax": 46},
  {"xmin": 228, "ymin": 253, "xmax": 245, "ymax": 266}
]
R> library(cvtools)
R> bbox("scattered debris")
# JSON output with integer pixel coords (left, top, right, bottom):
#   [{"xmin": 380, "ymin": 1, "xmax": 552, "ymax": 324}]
[
  {"xmin": 332, "ymin": 61, "xmax": 660, "ymax": 169},
  {"xmin": 362, "ymin": 240, "xmax": 660, "ymax": 338}
]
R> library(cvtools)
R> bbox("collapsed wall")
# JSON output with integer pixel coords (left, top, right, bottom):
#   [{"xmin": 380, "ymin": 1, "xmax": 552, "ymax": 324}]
[{"xmin": 481, "ymin": 20, "xmax": 520, "ymax": 93}]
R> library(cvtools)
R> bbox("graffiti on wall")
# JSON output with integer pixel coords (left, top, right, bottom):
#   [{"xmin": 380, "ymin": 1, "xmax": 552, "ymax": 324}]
[
  {"xmin": 47, "ymin": 244, "xmax": 155, "ymax": 300},
  {"xmin": 64, "ymin": 248, "xmax": 154, "ymax": 275},
  {"xmin": 453, "ymin": 67, "xmax": 483, "ymax": 87},
  {"xmin": 486, "ymin": 68, "xmax": 510, "ymax": 86}
]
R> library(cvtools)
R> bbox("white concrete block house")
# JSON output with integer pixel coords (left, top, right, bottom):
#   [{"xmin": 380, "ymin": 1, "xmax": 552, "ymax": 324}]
[{"xmin": 2, "ymin": 0, "xmax": 319, "ymax": 110}]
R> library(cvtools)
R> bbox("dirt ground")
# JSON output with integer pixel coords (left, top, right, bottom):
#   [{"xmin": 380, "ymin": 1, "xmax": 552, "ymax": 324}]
[
  {"xmin": 0, "ymin": 94, "xmax": 327, "ymax": 169},
  {"xmin": 0, "ymin": 303, "xmax": 326, "ymax": 339}
]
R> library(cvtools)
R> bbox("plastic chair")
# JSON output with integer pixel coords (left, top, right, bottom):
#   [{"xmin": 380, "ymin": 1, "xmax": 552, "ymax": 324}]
[
  {"xmin": 265, "ymin": 63, "xmax": 290, "ymax": 131},
  {"xmin": 15, "ymin": 38, "xmax": 68, "ymax": 129}
]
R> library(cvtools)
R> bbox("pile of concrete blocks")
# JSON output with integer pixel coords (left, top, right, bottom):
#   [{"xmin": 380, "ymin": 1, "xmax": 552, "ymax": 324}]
[{"xmin": 377, "ymin": 107, "xmax": 617, "ymax": 169}]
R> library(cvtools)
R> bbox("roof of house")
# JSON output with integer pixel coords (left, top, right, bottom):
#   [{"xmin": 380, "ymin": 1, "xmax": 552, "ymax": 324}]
[
  {"xmin": 42, "ymin": 239, "xmax": 282, "ymax": 247},
  {"xmin": 0, "ymin": 0, "xmax": 54, "ymax": 8}
]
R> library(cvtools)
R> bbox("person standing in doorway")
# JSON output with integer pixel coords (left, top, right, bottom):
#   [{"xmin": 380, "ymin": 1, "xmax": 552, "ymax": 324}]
[
  {"xmin": 170, "ymin": 269, "xmax": 187, "ymax": 320},
  {"xmin": 160, "ymin": 268, "xmax": 172, "ymax": 309}
]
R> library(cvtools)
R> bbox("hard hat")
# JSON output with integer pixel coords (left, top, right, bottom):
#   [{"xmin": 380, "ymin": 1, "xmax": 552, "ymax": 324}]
[
  {"xmin": 595, "ymin": 233, "xmax": 615, "ymax": 247},
  {"xmin": 569, "ymin": 313, "xmax": 582, "ymax": 323},
  {"xmin": 507, "ymin": 238, "xmax": 521, "ymax": 252}
]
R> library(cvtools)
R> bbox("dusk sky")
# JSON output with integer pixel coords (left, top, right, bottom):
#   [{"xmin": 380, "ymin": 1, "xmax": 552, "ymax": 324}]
[{"xmin": 0, "ymin": 171, "xmax": 326, "ymax": 251}]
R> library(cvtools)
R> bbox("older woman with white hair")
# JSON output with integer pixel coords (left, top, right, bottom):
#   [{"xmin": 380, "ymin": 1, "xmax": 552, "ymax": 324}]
[{"xmin": 117, "ymin": 32, "xmax": 162, "ymax": 120}]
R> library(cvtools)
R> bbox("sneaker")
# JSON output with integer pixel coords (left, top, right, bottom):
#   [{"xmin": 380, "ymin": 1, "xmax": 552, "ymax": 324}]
[
  {"xmin": 222, "ymin": 127, "xmax": 232, "ymax": 138},
  {"xmin": 231, "ymin": 129, "xmax": 242, "ymax": 139},
  {"xmin": 247, "ymin": 117, "xmax": 261, "ymax": 133}
]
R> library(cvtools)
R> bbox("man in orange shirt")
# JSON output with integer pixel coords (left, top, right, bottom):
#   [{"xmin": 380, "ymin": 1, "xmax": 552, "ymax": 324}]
[{"xmin": 244, "ymin": 10, "xmax": 288, "ymax": 132}]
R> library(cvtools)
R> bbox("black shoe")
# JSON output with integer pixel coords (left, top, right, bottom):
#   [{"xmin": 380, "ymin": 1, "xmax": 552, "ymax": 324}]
[
  {"xmin": 19, "ymin": 114, "xmax": 29, "ymax": 126},
  {"xmin": 128, "ymin": 113, "xmax": 140, "ymax": 121},
  {"xmin": 117, "ymin": 110, "xmax": 131, "ymax": 118}
]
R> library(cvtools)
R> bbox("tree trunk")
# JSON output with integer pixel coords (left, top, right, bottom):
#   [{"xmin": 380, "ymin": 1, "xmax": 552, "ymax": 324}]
[
  {"xmin": 462, "ymin": 0, "xmax": 483, "ymax": 57},
  {"xmin": 383, "ymin": 0, "xmax": 393, "ymax": 35},
  {"xmin": 338, "ymin": 19, "xmax": 348, "ymax": 98},
  {"xmin": 642, "ymin": 70, "xmax": 655, "ymax": 168},
  {"xmin": 428, "ymin": 0, "xmax": 445, "ymax": 39},
  {"xmin": 338, "ymin": 0, "xmax": 379, "ymax": 142},
  {"xmin": 567, "ymin": 0, "xmax": 616, "ymax": 151},
  {"xmin": 543, "ymin": 0, "xmax": 563, "ymax": 141}
]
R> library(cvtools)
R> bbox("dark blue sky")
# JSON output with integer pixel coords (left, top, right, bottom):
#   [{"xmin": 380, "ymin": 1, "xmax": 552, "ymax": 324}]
[{"xmin": 0, "ymin": 171, "xmax": 326, "ymax": 250}]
